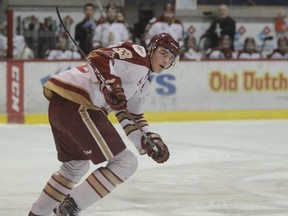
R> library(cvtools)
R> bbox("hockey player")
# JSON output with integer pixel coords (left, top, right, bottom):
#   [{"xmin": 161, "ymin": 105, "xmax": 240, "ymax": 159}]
[
  {"xmin": 28, "ymin": 32, "xmax": 179, "ymax": 216},
  {"xmin": 267, "ymin": 36, "xmax": 288, "ymax": 59},
  {"xmin": 144, "ymin": 3, "xmax": 184, "ymax": 49},
  {"xmin": 92, "ymin": 2, "xmax": 131, "ymax": 49},
  {"xmin": 45, "ymin": 33, "xmax": 81, "ymax": 60},
  {"xmin": 206, "ymin": 35, "xmax": 236, "ymax": 59},
  {"xmin": 237, "ymin": 37, "xmax": 263, "ymax": 59}
]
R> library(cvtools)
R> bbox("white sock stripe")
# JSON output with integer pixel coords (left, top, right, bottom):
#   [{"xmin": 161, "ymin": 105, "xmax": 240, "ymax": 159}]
[{"xmin": 49, "ymin": 177, "xmax": 72, "ymax": 195}]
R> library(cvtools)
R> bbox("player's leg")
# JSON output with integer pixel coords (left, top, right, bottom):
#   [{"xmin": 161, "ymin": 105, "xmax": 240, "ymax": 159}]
[
  {"xmin": 28, "ymin": 160, "xmax": 90, "ymax": 216},
  {"xmin": 53, "ymin": 104, "xmax": 138, "ymax": 215},
  {"xmin": 29, "ymin": 94, "xmax": 92, "ymax": 216},
  {"xmin": 54, "ymin": 148, "xmax": 138, "ymax": 215}
]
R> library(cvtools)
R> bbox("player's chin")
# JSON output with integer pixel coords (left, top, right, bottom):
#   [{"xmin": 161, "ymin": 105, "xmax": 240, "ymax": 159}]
[{"xmin": 154, "ymin": 66, "xmax": 165, "ymax": 73}]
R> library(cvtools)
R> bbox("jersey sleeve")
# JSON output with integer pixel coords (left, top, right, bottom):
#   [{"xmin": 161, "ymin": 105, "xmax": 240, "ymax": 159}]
[{"xmin": 114, "ymin": 82, "xmax": 151, "ymax": 154}]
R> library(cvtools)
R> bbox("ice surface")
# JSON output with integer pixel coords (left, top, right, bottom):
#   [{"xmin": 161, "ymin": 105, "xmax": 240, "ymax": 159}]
[{"xmin": 1, "ymin": 120, "xmax": 288, "ymax": 216}]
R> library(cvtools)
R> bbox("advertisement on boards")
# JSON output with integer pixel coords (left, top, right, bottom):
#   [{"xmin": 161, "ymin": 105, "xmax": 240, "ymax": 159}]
[
  {"xmin": 145, "ymin": 61, "xmax": 288, "ymax": 112},
  {"xmin": 0, "ymin": 62, "xmax": 7, "ymax": 113},
  {"xmin": 6, "ymin": 61, "xmax": 24, "ymax": 123}
]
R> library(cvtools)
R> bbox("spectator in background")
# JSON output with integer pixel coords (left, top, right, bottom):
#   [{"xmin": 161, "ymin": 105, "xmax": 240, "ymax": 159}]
[
  {"xmin": 204, "ymin": 4, "xmax": 236, "ymax": 50},
  {"xmin": 45, "ymin": 33, "xmax": 81, "ymax": 60},
  {"xmin": 237, "ymin": 37, "xmax": 262, "ymax": 59},
  {"xmin": 117, "ymin": 10, "xmax": 133, "ymax": 42},
  {"xmin": 13, "ymin": 35, "xmax": 34, "ymax": 59},
  {"xmin": 182, "ymin": 34, "xmax": 202, "ymax": 60},
  {"xmin": 133, "ymin": 6, "xmax": 154, "ymax": 46},
  {"xmin": 267, "ymin": 36, "xmax": 288, "ymax": 59},
  {"xmin": 92, "ymin": 2, "xmax": 130, "ymax": 49},
  {"xmin": 0, "ymin": 21, "xmax": 7, "ymax": 58},
  {"xmin": 274, "ymin": 10, "xmax": 288, "ymax": 37},
  {"xmin": 144, "ymin": 2, "xmax": 184, "ymax": 50},
  {"xmin": 75, "ymin": 3, "xmax": 96, "ymax": 55},
  {"xmin": 0, "ymin": 21, "xmax": 33, "ymax": 59},
  {"xmin": 206, "ymin": 35, "xmax": 236, "ymax": 59}
]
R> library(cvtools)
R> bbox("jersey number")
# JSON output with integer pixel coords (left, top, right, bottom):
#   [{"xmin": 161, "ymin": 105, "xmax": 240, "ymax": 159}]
[{"xmin": 112, "ymin": 48, "xmax": 133, "ymax": 59}]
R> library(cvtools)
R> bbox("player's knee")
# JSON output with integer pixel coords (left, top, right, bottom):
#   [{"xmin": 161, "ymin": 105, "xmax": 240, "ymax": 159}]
[
  {"xmin": 59, "ymin": 160, "xmax": 90, "ymax": 183},
  {"xmin": 107, "ymin": 149, "xmax": 138, "ymax": 180},
  {"xmin": 122, "ymin": 149, "xmax": 138, "ymax": 176}
]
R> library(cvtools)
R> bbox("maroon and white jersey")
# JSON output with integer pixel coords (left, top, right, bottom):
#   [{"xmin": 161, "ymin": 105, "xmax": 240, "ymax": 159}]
[
  {"xmin": 206, "ymin": 48, "xmax": 237, "ymax": 59},
  {"xmin": 145, "ymin": 16, "xmax": 184, "ymax": 47},
  {"xmin": 237, "ymin": 50, "xmax": 262, "ymax": 59},
  {"xmin": 44, "ymin": 42, "xmax": 151, "ymax": 153},
  {"xmin": 45, "ymin": 49, "xmax": 81, "ymax": 60},
  {"xmin": 93, "ymin": 19, "xmax": 130, "ymax": 48},
  {"xmin": 267, "ymin": 49, "xmax": 288, "ymax": 59}
]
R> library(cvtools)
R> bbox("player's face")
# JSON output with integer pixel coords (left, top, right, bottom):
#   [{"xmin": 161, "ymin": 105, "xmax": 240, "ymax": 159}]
[
  {"xmin": 151, "ymin": 46, "xmax": 175, "ymax": 73},
  {"xmin": 221, "ymin": 38, "xmax": 231, "ymax": 49},
  {"xmin": 107, "ymin": 8, "xmax": 117, "ymax": 21},
  {"xmin": 163, "ymin": 10, "xmax": 174, "ymax": 19},
  {"xmin": 245, "ymin": 41, "xmax": 255, "ymax": 52},
  {"xmin": 218, "ymin": 5, "xmax": 228, "ymax": 19},
  {"xmin": 279, "ymin": 39, "xmax": 288, "ymax": 52},
  {"xmin": 84, "ymin": 6, "xmax": 95, "ymax": 19},
  {"xmin": 58, "ymin": 37, "xmax": 67, "ymax": 49}
]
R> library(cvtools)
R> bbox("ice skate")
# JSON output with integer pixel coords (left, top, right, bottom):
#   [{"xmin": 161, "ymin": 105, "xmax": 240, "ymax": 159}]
[{"xmin": 53, "ymin": 194, "xmax": 81, "ymax": 216}]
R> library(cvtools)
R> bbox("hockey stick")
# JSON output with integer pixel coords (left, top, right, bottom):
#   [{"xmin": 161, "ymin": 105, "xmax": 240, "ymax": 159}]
[
  {"xmin": 95, "ymin": 0, "xmax": 104, "ymax": 17},
  {"xmin": 55, "ymin": 7, "xmax": 159, "ymax": 153}
]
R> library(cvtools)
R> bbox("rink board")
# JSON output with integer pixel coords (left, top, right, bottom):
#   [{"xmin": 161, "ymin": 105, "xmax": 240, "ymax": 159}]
[{"xmin": 1, "ymin": 60, "xmax": 288, "ymax": 123}]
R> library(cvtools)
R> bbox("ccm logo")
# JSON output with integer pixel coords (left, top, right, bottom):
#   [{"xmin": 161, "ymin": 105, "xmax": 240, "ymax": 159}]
[{"xmin": 11, "ymin": 66, "xmax": 21, "ymax": 112}]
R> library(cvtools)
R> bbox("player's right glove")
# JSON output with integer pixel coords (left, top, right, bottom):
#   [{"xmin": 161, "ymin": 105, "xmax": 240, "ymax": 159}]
[
  {"xmin": 100, "ymin": 74, "xmax": 127, "ymax": 110},
  {"xmin": 141, "ymin": 132, "xmax": 170, "ymax": 163}
]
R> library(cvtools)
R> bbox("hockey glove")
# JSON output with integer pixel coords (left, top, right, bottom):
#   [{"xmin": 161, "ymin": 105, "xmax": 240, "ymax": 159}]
[
  {"xmin": 100, "ymin": 74, "xmax": 127, "ymax": 110},
  {"xmin": 141, "ymin": 132, "xmax": 170, "ymax": 163}
]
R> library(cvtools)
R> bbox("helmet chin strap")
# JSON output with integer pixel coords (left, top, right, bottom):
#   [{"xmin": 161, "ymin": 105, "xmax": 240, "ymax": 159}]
[{"xmin": 148, "ymin": 48, "xmax": 155, "ymax": 72}]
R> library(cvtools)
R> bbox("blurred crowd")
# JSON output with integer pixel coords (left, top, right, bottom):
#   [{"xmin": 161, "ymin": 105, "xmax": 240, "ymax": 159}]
[{"xmin": 0, "ymin": 2, "xmax": 288, "ymax": 60}]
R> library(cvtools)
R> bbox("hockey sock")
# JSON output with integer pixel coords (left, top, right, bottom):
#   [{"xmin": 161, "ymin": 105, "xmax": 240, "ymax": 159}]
[
  {"xmin": 30, "ymin": 172, "xmax": 76, "ymax": 215},
  {"xmin": 70, "ymin": 149, "xmax": 138, "ymax": 210},
  {"xmin": 70, "ymin": 167, "xmax": 123, "ymax": 210}
]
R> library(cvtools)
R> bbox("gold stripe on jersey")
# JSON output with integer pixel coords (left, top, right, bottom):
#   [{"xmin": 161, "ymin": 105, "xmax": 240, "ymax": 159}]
[
  {"xmin": 52, "ymin": 172, "xmax": 75, "ymax": 190},
  {"xmin": 86, "ymin": 173, "xmax": 109, "ymax": 198},
  {"xmin": 78, "ymin": 106, "xmax": 114, "ymax": 160},
  {"xmin": 116, "ymin": 111, "xmax": 148, "ymax": 136},
  {"xmin": 99, "ymin": 167, "xmax": 123, "ymax": 186},
  {"xmin": 116, "ymin": 111, "xmax": 145, "ymax": 122},
  {"xmin": 123, "ymin": 121, "xmax": 149, "ymax": 136},
  {"xmin": 131, "ymin": 113, "xmax": 145, "ymax": 120},
  {"xmin": 44, "ymin": 78, "xmax": 101, "ymax": 112},
  {"xmin": 43, "ymin": 183, "xmax": 66, "ymax": 202},
  {"xmin": 115, "ymin": 111, "xmax": 130, "ymax": 122},
  {"xmin": 87, "ymin": 51, "xmax": 100, "ymax": 59},
  {"xmin": 123, "ymin": 124, "xmax": 138, "ymax": 136}
]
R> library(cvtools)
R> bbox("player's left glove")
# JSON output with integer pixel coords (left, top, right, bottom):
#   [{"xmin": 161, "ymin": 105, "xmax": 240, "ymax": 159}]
[{"xmin": 141, "ymin": 132, "xmax": 170, "ymax": 163}]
